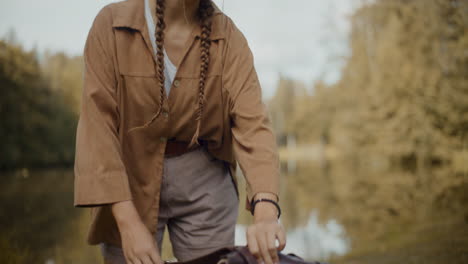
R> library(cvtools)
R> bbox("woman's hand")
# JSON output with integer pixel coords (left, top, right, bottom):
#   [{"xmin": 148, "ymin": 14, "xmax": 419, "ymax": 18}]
[
  {"xmin": 246, "ymin": 193, "xmax": 286, "ymax": 264},
  {"xmin": 112, "ymin": 200, "xmax": 163, "ymax": 264}
]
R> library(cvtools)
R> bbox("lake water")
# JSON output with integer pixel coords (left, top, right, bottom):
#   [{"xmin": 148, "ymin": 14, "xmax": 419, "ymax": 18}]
[{"xmin": 1, "ymin": 155, "xmax": 467, "ymax": 264}]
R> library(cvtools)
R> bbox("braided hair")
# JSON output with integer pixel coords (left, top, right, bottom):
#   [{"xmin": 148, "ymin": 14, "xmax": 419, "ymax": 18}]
[
  {"xmin": 127, "ymin": 0, "xmax": 214, "ymax": 147},
  {"xmin": 129, "ymin": 0, "xmax": 213, "ymax": 147},
  {"xmin": 191, "ymin": 0, "xmax": 214, "ymax": 148}
]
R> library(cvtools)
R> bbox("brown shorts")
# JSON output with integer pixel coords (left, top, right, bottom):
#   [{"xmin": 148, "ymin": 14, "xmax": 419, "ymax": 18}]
[{"xmin": 100, "ymin": 146, "xmax": 239, "ymax": 263}]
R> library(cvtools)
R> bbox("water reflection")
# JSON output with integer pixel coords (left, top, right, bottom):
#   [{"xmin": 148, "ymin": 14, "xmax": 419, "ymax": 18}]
[
  {"xmin": 235, "ymin": 210, "xmax": 349, "ymax": 260},
  {"xmin": 0, "ymin": 169, "xmax": 101, "ymax": 264},
  {"xmin": 2, "ymin": 155, "xmax": 467, "ymax": 264}
]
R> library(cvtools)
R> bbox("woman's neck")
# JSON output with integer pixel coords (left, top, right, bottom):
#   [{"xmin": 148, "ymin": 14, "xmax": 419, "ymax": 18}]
[{"xmin": 149, "ymin": 0, "xmax": 201, "ymax": 26}]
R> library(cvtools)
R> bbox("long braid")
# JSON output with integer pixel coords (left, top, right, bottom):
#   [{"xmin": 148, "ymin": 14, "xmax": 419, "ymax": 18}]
[
  {"xmin": 154, "ymin": 0, "xmax": 166, "ymax": 119},
  {"xmin": 127, "ymin": 0, "xmax": 166, "ymax": 134},
  {"xmin": 188, "ymin": 0, "xmax": 214, "ymax": 148}
]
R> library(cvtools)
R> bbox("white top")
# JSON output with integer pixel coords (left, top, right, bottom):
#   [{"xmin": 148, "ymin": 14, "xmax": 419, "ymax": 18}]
[{"xmin": 144, "ymin": 0, "xmax": 177, "ymax": 97}]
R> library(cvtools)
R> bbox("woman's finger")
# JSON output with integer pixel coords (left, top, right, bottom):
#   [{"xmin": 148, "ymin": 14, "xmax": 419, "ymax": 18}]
[
  {"xmin": 257, "ymin": 230, "xmax": 273, "ymax": 264},
  {"xmin": 125, "ymin": 254, "xmax": 136, "ymax": 264},
  {"xmin": 266, "ymin": 230, "xmax": 279, "ymax": 264},
  {"xmin": 133, "ymin": 257, "xmax": 143, "ymax": 264},
  {"xmin": 141, "ymin": 254, "xmax": 153, "ymax": 264},
  {"xmin": 247, "ymin": 227, "xmax": 261, "ymax": 261},
  {"xmin": 128, "ymin": 256, "xmax": 140, "ymax": 264},
  {"xmin": 275, "ymin": 225, "xmax": 287, "ymax": 251},
  {"xmin": 122, "ymin": 248, "xmax": 132, "ymax": 264},
  {"xmin": 149, "ymin": 250, "xmax": 162, "ymax": 264}
]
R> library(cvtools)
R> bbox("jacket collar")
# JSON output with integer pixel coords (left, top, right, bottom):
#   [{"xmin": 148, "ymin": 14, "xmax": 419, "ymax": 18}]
[{"xmin": 112, "ymin": 0, "xmax": 226, "ymax": 40}]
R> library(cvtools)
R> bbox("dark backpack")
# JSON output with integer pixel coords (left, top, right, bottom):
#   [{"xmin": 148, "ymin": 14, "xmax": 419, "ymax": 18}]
[{"xmin": 163, "ymin": 245, "xmax": 328, "ymax": 264}]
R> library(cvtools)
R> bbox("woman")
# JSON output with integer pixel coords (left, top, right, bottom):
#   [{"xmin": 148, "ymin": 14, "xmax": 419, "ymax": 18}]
[{"xmin": 73, "ymin": 0, "xmax": 286, "ymax": 263}]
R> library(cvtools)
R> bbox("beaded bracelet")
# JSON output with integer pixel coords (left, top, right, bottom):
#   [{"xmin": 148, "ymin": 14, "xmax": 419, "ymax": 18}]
[{"xmin": 250, "ymin": 198, "xmax": 281, "ymax": 219}]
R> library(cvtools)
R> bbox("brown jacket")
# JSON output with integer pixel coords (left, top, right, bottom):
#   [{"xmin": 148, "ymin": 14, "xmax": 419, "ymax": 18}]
[{"xmin": 74, "ymin": 0, "xmax": 280, "ymax": 247}]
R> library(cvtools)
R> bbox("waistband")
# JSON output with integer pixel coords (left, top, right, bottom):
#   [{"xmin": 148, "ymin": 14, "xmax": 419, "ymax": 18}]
[{"xmin": 164, "ymin": 139, "xmax": 202, "ymax": 158}]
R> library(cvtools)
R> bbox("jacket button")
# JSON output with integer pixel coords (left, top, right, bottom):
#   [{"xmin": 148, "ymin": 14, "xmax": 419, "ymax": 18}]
[
  {"xmin": 160, "ymin": 137, "xmax": 167, "ymax": 142},
  {"xmin": 173, "ymin": 79, "xmax": 180, "ymax": 87}
]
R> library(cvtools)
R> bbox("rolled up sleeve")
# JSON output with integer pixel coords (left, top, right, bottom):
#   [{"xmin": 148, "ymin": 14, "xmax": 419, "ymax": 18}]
[
  {"xmin": 223, "ymin": 19, "xmax": 280, "ymax": 211},
  {"xmin": 74, "ymin": 6, "xmax": 132, "ymax": 207}
]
